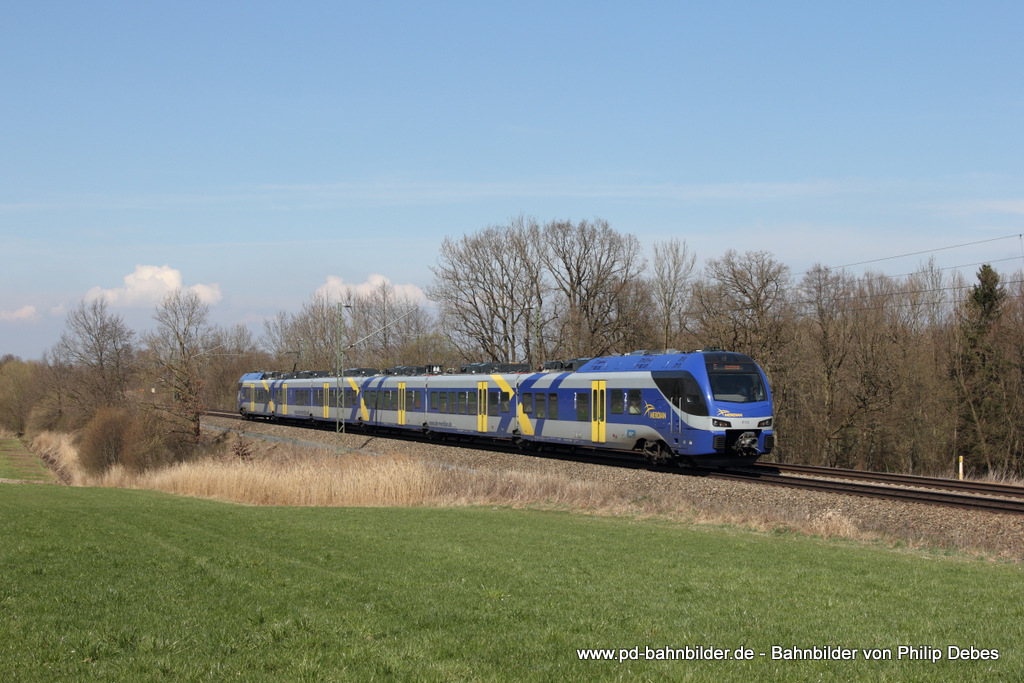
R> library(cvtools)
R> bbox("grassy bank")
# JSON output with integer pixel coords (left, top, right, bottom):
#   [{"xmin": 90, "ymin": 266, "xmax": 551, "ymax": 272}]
[
  {"xmin": 2, "ymin": 484, "xmax": 1022, "ymax": 681},
  {"xmin": 0, "ymin": 436, "xmax": 54, "ymax": 482}
]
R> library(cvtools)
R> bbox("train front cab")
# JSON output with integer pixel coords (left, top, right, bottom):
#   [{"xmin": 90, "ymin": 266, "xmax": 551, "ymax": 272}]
[{"xmin": 646, "ymin": 357, "xmax": 772, "ymax": 466}]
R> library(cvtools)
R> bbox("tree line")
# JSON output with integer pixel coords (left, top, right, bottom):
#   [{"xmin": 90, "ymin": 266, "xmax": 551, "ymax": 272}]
[{"xmin": 1, "ymin": 216, "xmax": 1021, "ymax": 478}]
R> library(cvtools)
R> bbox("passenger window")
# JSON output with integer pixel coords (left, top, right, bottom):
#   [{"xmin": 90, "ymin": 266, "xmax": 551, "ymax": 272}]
[
  {"xmin": 439, "ymin": 392, "xmax": 448, "ymax": 413},
  {"xmin": 548, "ymin": 393, "xmax": 558, "ymax": 420},
  {"xmin": 467, "ymin": 391, "xmax": 477, "ymax": 414},
  {"xmin": 488, "ymin": 391, "xmax": 499, "ymax": 416},
  {"xmin": 575, "ymin": 392, "xmax": 590, "ymax": 421},
  {"xmin": 535, "ymin": 393, "xmax": 546, "ymax": 419},
  {"xmin": 610, "ymin": 390, "xmax": 624, "ymax": 414},
  {"xmin": 500, "ymin": 391, "xmax": 510, "ymax": 414}
]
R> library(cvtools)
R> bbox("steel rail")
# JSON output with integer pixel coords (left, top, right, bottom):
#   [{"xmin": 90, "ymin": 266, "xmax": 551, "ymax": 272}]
[{"xmin": 750, "ymin": 461, "xmax": 1024, "ymax": 499}]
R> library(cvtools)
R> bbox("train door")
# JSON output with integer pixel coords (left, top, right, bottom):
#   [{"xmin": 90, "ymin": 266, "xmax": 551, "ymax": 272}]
[
  {"xmin": 398, "ymin": 382, "xmax": 406, "ymax": 426},
  {"xmin": 591, "ymin": 380, "xmax": 606, "ymax": 443},
  {"xmin": 477, "ymin": 380, "xmax": 488, "ymax": 433}
]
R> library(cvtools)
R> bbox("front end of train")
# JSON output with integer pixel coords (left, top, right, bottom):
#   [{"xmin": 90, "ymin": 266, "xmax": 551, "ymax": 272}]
[{"xmin": 653, "ymin": 351, "xmax": 775, "ymax": 467}]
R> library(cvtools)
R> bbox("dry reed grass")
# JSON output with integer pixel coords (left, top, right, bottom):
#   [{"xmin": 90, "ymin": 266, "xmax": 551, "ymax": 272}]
[
  {"xmin": 84, "ymin": 449, "xmax": 698, "ymax": 515},
  {"xmin": 28, "ymin": 429, "xmax": 699, "ymax": 516},
  {"xmin": 29, "ymin": 431, "xmax": 81, "ymax": 485}
]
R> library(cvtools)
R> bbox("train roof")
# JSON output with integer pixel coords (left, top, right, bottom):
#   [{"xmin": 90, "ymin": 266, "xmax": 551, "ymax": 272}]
[
  {"xmin": 239, "ymin": 350, "xmax": 759, "ymax": 383},
  {"xmin": 576, "ymin": 350, "xmax": 756, "ymax": 374}
]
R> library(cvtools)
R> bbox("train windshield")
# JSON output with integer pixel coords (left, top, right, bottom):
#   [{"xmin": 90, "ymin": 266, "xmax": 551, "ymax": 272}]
[{"xmin": 705, "ymin": 355, "xmax": 767, "ymax": 404}]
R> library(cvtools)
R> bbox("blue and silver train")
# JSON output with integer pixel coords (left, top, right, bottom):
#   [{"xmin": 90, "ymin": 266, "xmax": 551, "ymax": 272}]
[{"xmin": 237, "ymin": 350, "xmax": 774, "ymax": 467}]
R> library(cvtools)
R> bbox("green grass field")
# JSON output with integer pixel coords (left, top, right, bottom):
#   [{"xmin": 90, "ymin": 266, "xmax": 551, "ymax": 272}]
[{"xmin": 1, "ymin": 484, "xmax": 1021, "ymax": 681}]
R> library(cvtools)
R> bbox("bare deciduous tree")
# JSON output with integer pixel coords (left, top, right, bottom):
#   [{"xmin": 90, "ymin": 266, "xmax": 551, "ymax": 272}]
[
  {"xmin": 347, "ymin": 278, "xmax": 432, "ymax": 368},
  {"xmin": 429, "ymin": 217, "xmax": 547, "ymax": 364},
  {"xmin": 144, "ymin": 289, "xmax": 214, "ymax": 443},
  {"xmin": 202, "ymin": 323, "xmax": 268, "ymax": 411},
  {"xmin": 541, "ymin": 218, "xmax": 647, "ymax": 358},
  {"xmin": 53, "ymin": 298, "xmax": 136, "ymax": 411},
  {"xmin": 690, "ymin": 249, "xmax": 793, "ymax": 371},
  {"xmin": 796, "ymin": 265, "xmax": 857, "ymax": 466},
  {"xmin": 651, "ymin": 238, "xmax": 697, "ymax": 351}
]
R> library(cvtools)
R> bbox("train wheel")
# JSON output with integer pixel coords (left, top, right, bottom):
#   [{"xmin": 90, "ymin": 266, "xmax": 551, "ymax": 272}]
[{"xmin": 642, "ymin": 440, "xmax": 670, "ymax": 465}]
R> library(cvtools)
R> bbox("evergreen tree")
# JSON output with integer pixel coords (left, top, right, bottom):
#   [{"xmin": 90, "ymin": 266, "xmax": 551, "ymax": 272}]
[{"xmin": 953, "ymin": 265, "xmax": 1007, "ymax": 474}]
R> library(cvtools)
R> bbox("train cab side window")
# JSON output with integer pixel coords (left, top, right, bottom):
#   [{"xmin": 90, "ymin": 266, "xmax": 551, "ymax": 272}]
[
  {"xmin": 609, "ymin": 390, "xmax": 624, "ymax": 414},
  {"xmin": 575, "ymin": 392, "xmax": 590, "ymax": 421},
  {"xmin": 627, "ymin": 390, "xmax": 643, "ymax": 415},
  {"xmin": 652, "ymin": 371, "xmax": 709, "ymax": 417},
  {"xmin": 548, "ymin": 393, "xmax": 559, "ymax": 420},
  {"xmin": 681, "ymin": 377, "xmax": 708, "ymax": 416}
]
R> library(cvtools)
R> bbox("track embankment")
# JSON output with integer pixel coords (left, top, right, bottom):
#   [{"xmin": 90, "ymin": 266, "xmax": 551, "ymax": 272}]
[{"xmin": 203, "ymin": 416, "xmax": 1024, "ymax": 561}]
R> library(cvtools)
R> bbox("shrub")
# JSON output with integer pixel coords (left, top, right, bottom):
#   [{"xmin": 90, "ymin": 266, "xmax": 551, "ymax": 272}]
[
  {"xmin": 231, "ymin": 431, "xmax": 255, "ymax": 461},
  {"xmin": 77, "ymin": 407, "xmax": 165, "ymax": 475}
]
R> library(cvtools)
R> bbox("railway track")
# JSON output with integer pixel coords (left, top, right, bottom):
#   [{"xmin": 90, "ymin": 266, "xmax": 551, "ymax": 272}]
[
  {"xmin": 751, "ymin": 461, "xmax": 1024, "ymax": 499},
  {"xmin": 204, "ymin": 410, "xmax": 1024, "ymax": 515},
  {"xmin": 711, "ymin": 467, "xmax": 1024, "ymax": 516}
]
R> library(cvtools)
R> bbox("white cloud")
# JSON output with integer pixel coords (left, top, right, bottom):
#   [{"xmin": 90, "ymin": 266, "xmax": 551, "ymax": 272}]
[
  {"xmin": 316, "ymin": 273, "xmax": 427, "ymax": 303},
  {"xmin": 85, "ymin": 265, "xmax": 223, "ymax": 307},
  {"xmin": 0, "ymin": 305, "xmax": 40, "ymax": 322}
]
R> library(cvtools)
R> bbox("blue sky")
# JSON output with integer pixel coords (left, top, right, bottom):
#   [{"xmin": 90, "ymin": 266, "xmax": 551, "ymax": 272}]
[{"xmin": 3, "ymin": 1, "xmax": 1023, "ymax": 359}]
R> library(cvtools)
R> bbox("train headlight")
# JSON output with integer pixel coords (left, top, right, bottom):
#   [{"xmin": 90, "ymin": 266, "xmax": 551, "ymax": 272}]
[
  {"xmin": 758, "ymin": 418, "xmax": 773, "ymax": 428},
  {"xmin": 712, "ymin": 419, "xmax": 731, "ymax": 428}
]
